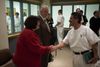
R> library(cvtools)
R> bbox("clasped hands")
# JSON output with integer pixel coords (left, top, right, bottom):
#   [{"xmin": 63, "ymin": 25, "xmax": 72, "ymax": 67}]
[
  {"xmin": 49, "ymin": 41, "xmax": 64, "ymax": 52},
  {"xmin": 49, "ymin": 45, "xmax": 58, "ymax": 52}
]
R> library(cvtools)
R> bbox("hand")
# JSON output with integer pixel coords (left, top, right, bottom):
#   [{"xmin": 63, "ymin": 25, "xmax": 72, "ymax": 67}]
[
  {"xmin": 51, "ymin": 46, "xmax": 58, "ymax": 52},
  {"xmin": 49, "ymin": 45, "xmax": 58, "ymax": 52},
  {"xmin": 49, "ymin": 45, "xmax": 54, "ymax": 52},
  {"xmin": 88, "ymin": 57, "xmax": 98, "ymax": 64}
]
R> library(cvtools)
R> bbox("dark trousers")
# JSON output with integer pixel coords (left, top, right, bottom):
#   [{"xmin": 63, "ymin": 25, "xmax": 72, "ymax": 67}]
[
  {"xmin": 50, "ymin": 27, "xmax": 58, "ymax": 45},
  {"xmin": 41, "ymin": 54, "xmax": 49, "ymax": 67}
]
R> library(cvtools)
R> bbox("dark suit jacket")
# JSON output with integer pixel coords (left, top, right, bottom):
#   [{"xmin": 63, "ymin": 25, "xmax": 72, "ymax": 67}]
[
  {"xmin": 47, "ymin": 18, "xmax": 57, "ymax": 45},
  {"xmin": 82, "ymin": 15, "xmax": 88, "ymax": 25},
  {"xmin": 35, "ymin": 16, "xmax": 51, "ymax": 45},
  {"xmin": 90, "ymin": 17, "xmax": 100, "ymax": 36},
  {"xmin": 13, "ymin": 28, "xmax": 50, "ymax": 67}
]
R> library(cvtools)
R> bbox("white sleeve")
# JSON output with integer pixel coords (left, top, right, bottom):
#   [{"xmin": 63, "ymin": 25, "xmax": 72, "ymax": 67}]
[
  {"xmin": 86, "ymin": 27, "xmax": 100, "ymax": 45},
  {"xmin": 61, "ymin": 16, "xmax": 64, "ymax": 23},
  {"xmin": 57, "ymin": 15, "xmax": 61, "ymax": 22},
  {"xmin": 63, "ymin": 30, "xmax": 70, "ymax": 45}
]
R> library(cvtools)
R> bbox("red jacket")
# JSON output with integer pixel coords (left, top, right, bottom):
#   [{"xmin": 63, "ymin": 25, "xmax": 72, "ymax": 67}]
[{"xmin": 13, "ymin": 28, "xmax": 50, "ymax": 67}]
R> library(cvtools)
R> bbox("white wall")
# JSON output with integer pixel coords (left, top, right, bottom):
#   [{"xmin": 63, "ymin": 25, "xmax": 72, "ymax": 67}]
[{"xmin": 0, "ymin": 0, "xmax": 9, "ymax": 50}]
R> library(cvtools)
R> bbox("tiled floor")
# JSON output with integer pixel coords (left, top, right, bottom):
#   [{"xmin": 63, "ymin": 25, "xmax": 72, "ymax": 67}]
[
  {"xmin": 1, "ymin": 46, "xmax": 73, "ymax": 67},
  {"xmin": 48, "ymin": 46, "xmax": 73, "ymax": 67}
]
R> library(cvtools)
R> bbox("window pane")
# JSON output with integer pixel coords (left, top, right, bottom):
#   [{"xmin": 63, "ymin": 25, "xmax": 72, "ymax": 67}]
[
  {"xmin": 23, "ymin": 3, "xmax": 29, "ymax": 22},
  {"xmin": 31, "ymin": 4, "xmax": 39, "ymax": 16},
  {"xmin": 74, "ymin": 5, "xmax": 85, "ymax": 14},
  {"xmin": 86, "ymin": 4, "xmax": 99, "ymax": 26},
  {"xmin": 5, "ymin": 0, "xmax": 12, "ymax": 34},
  {"xmin": 63, "ymin": 5, "xmax": 72, "ymax": 28},
  {"xmin": 13, "ymin": 1, "xmax": 21, "ymax": 32},
  {"xmin": 52, "ymin": 6, "xmax": 61, "ymax": 26}
]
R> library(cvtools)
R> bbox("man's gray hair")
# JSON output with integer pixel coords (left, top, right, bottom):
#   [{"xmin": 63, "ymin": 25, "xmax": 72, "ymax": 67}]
[{"xmin": 40, "ymin": 5, "xmax": 48, "ymax": 11}]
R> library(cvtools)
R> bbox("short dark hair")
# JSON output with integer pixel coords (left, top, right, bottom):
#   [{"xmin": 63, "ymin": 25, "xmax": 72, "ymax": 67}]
[
  {"xmin": 93, "ymin": 10, "xmax": 99, "ymax": 15},
  {"xmin": 24, "ymin": 15, "xmax": 40, "ymax": 29},
  {"xmin": 71, "ymin": 12, "xmax": 82, "ymax": 23},
  {"xmin": 80, "ymin": 10, "xmax": 83, "ymax": 13},
  {"xmin": 15, "ymin": 12, "xmax": 19, "ymax": 16},
  {"xmin": 58, "ymin": 9, "xmax": 62, "ymax": 14}
]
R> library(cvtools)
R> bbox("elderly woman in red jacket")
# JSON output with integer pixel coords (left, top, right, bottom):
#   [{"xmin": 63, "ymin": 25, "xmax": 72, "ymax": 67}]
[{"xmin": 13, "ymin": 15, "xmax": 52, "ymax": 67}]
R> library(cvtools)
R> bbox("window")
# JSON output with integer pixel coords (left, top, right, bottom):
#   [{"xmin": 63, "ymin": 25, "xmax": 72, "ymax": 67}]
[
  {"xmin": 5, "ymin": 0, "xmax": 12, "ymax": 34},
  {"xmin": 31, "ymin": 4, "xmax": 39, "ymax": 16},
  {"xmin": 13, "ymin": 1, "xmax": 21, "ymax": 32},
  {"xmin": 74, "ymin": 5, "xmax": 85, "ymax": 14},
  {"xmin": 5, "ymin": 1, "xmax": 40, "ymax": 34},
  {"xmin": 23, "ymin": 3, "xmax": 29, "ymax": 22},
  {"xmin": 86, "ymin": 4, "xmax": 99, "ymax": 26},
  {"xmin": 52, "ymin": 5, "xmax": 61, "ymax": 26},
  {"xmin": 63, "ymin": 5, "xmax": 72, "ymax": 28}
]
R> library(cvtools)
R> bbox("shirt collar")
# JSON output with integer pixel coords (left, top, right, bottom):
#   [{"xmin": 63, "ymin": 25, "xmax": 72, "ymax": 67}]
[{"xmin": 40, "ymin": 15, "xmax": 46, "ymax": 21}]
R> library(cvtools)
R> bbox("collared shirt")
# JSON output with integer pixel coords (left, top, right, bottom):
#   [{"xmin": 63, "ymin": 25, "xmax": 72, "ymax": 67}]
[
  {"xmin": 63, "ymin": 25, "xmax": 100, "ymax": 52},
  {"xmin": 40, "ymin": 15, "xmax": 50, "ymax": 32}
]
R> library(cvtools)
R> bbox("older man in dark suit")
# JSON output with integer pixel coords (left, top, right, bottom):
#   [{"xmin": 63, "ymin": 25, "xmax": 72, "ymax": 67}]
[{"xmin": 35, "ymin": 5, "xmax": 52, "ymax": 67}]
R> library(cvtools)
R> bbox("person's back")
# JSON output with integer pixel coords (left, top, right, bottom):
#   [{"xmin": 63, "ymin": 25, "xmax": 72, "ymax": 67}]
[
  {"xmin": 13, "ymin": 16, "xmax": 51, "ymax": 67},
  {"xmin": 13, "ymin": 29, "xmax": 41, "ymax": 67}
]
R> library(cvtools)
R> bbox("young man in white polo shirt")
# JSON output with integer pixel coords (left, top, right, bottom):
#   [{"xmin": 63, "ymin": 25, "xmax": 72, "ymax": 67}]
[{"xmin": 53, "ymin": 12, "xmax": 100, "ymax": 67}]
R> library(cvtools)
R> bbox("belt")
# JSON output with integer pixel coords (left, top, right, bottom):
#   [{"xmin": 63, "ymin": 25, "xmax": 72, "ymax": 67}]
[{"xmin": 73, "ymin": 49, "xmax": 92, "ymax": 55}]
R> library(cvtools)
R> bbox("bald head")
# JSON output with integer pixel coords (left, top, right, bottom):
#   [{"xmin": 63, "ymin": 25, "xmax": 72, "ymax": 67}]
[{"xmin": 40, "ymin": 5, "xmax": 49, "ymax": 18}]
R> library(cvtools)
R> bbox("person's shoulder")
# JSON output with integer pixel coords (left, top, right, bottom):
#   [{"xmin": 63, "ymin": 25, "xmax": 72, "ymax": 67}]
[
  {"xmin": 67, "ymin": 28, "xmax": 74, "ymax": 33},
  {"xmin": 22, "ymin": 28, "xmax": 33, "ymax": 34},
  {"xmin": 81, "ymin": 25, "xmax": 89, "ymax": 29},
  {"xmin": 81, "ymin": 25, "xmax": 92, "ymax": 33},
  {"xmin": 90, "ymin": 16, "xmax": 95, "ymax": 20}
]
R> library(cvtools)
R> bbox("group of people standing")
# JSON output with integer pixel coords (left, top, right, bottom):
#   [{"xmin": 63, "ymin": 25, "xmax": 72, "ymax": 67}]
[
  {"xmin": 12, "ymin": 5, "xmax": 100, "ymax": 67},
  {"xmin": 76, "ymin": 8, "xmax": 100, "ymax": 37},
  {"xmin": 12, "ymin": 5, "xmax": 56, "ymax": 67},
  {"xmin": 6, "ymin": 12, "xmax": 21, "ymax": 33}
]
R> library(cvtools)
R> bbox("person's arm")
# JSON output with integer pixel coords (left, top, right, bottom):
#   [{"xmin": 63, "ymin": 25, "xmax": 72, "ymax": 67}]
[
  {"xmin": 56, "ymin": 41, "xmax": 65, "ymax": 49},
  {"xmin": 55, "ymin": 15, "xmax": 64, "ymax": 27},
  {"xmin": 52, "ymin": 29, "xmax": 70, "ymax": 51},
  {"xmin": 92, "ymin": 43, "xmax": 98, "ymax": 58},
  {"xmin": 51, "ymin": 41, "xmax": 65, "ymax": 51},
  {"xmin": 88, "ymin": 43, "xmax": 99, "ymax": 64},
  {"xmin": 55, "ymin": 22, "xmax": 61, "ymax": 27},
  {"xmin": 25, "ymin": 31, "xmax": 51, "ymax": 55},
  {"xmin": 85, "ymin": 27, "xmax": 100, "ymax": 63}
]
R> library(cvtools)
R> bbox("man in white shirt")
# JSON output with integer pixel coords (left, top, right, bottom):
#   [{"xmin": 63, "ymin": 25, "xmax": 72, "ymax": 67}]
[
  {"xmin": 6, "ymin": 12, "xmax": 11, "ymax": 33},
  {"xmin": 53, "ymin": 12, "xmax": 100, "ymax": 67},
  {"xmin": 55, "ymin": 9, "xmax": 64, "ymax": 44},
  {"xmin": 14, "ymin": 12, "xmax": 21, "ymax": 32}
]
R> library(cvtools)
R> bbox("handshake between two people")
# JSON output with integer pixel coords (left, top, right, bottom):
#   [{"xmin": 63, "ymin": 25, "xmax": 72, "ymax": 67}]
[{"xmin": 48, "ymin": 41, "xmax": 64, "ymax": 52}]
